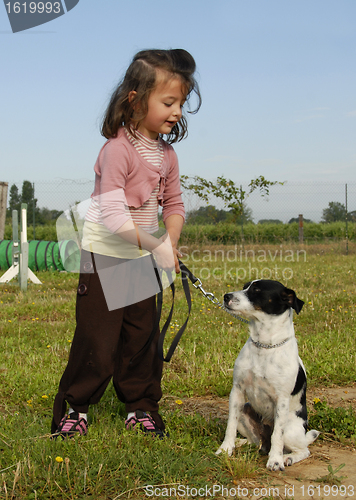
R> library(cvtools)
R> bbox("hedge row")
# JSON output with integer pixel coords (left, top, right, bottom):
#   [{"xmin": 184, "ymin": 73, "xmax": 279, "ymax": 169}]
[
  {"xmin": 180, "ymin": 221, "xmax": 355, "ymax": 244},
  {"xmin": 3, "ymin": 224, "xmax": 57, "ymax": 242},
  {"xmin": 2, "ymin": 221, "xmax": 354, "ymax": 245}
]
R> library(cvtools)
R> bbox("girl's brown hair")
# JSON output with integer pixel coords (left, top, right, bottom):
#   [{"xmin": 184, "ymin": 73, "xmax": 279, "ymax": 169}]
[{"xmin": 101, "ymin": 49, "xmax": 201, "ymax": 143}]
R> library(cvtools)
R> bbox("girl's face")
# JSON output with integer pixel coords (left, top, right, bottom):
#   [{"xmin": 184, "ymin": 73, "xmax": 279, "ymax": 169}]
[{"xmin": 135, "ymin": 72, "xmax": 186, "ymax": 140}]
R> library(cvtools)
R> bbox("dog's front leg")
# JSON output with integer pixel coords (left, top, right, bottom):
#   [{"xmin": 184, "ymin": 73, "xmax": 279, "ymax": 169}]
[
  {"xmin": 266, "ymin": 397, "xmax": 289, "ymax": 471},
  {"xmin": 216, "ymin": 384, "xmax": 246, "ymax": 456}
]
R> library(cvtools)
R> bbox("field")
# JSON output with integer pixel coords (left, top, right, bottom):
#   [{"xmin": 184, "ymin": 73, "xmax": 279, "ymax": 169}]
[{"xmin": 0, "ymin": 242, "xmax": 356, "ymax": 499}]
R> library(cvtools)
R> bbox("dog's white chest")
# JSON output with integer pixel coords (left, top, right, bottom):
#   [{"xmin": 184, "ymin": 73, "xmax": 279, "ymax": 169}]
[
  {"xmin": 238, "ymin": 365, "xmax": 279, "ymax": 421},
  {"xmin": 234, "ymin": 340, "xmax": 299, "ymax": 416}
]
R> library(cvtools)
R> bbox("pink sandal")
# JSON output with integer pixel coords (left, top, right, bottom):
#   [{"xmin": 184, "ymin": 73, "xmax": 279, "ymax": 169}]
[
  {"xmin": 53, "ymin": 412, "xmax": 88, "ymax": 439},
  {"xmin": 125, "ymin": 410, "xmax": 165, "ymax": 438}
]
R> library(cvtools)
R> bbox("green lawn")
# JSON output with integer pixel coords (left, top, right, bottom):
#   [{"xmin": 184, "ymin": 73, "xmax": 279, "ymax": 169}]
[{"xmin": 0, "ymin": 243, "xmax": 355, "ymax": 499}]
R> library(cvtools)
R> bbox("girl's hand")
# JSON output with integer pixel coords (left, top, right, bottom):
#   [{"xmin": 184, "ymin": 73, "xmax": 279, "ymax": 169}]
[
  {"xmin": 172, "ymin": 245, "xmax": 183, "ymax": 274},
  {"xmin": 152, "ymin": 234, "xmax": 175, "ymax": 272}
]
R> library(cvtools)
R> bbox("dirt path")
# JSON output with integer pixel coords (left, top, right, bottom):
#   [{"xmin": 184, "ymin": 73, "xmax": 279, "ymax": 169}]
[{"xmin": 167, "ymin": 385, "xmax": 356, "ymax": 499}]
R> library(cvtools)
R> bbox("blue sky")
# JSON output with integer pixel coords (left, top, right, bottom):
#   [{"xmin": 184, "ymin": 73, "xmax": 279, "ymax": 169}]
[{"xmin": 1, "ymin": 0, "xmax": 356, "ymax": 215}]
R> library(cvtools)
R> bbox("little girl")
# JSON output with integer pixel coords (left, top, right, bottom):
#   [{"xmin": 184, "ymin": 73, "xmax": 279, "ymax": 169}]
[{"xmin": 51, "ymin": 49, "xmax": 201, "ymax": 438}]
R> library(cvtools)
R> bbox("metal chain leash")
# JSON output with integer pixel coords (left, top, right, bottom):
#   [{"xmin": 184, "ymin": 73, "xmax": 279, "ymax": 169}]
[{"xmin": 190, "ymin": 275, "xmax": 250, "ymax": 325}]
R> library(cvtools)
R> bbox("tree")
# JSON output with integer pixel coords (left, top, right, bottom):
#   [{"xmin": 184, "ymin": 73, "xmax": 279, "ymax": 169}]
[
  {"xmin": 231, "ymin": 204, "xmax": 253, "ymax": 224},
  {"xmin": 37, "ymin": 207, "xmax": 63, "ymax": 224},
  {"xmin": 348, "ymin": 210, "xmax": 356, "ymax": 222},
  {"xmin": 8, "ymin": 184, "xmax": 21, "ymax": 214},
  {"xmin": 7, "ymin": 181, "xmax": 39, "ymax": 222},
  {"xmin": 181, "ymin": 175, "xmax": 283, "ymax": 238},
  {"xmin": 21, "ymin": 181, "xmax": 37, "ymax": 222},
  {"xmin": 259, "ymin": 219, "xmax": 283, "ymax": 224},
  {"xmin": 181, "ymin": 175, "xmax": 283, "ymax": 221},
  {"xmin": 321, "ymin": 202, "xmax": 347, "ymax": 223},
  {"xmin": 186, "ymin": 205, "xmax": 227, "ymax": 225},
  {"xmin": 186, "ymin": 204, "xmax": 253, "ymax": 225}
]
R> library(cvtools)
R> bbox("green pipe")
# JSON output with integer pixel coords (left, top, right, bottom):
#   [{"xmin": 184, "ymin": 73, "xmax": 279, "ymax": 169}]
[{"xmin": 0, "ymin": 240, "xmax": 80, "ymax": 273}]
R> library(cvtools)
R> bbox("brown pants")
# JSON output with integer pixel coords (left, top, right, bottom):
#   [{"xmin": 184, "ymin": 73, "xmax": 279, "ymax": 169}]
[{"xmin": 51, "ymin": 251, "xmax": 164, "ymax": 433}]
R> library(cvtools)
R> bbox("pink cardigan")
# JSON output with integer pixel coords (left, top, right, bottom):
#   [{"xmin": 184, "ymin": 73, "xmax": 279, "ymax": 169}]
[{"xmin": 91, "ymin": 128, "xmax": 185, "ymax": 233}]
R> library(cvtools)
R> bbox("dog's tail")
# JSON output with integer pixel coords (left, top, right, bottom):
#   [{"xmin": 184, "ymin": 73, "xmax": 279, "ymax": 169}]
[{"xmin": 306, "ymin": 429, "xmax": 320, "ymax": 445}]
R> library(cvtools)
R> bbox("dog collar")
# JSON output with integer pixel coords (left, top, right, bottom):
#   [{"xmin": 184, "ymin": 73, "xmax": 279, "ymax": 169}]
[{"xmin": 250, "ymin": 337, "xmax": 291, "ymax": 349}]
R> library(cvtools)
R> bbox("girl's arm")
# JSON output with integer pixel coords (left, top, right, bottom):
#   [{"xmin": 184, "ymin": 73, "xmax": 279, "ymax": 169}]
[
  {"xmin": 115, "ymin": 219, "xmax": 176, "ymax": 272},
  {"xmin": 115, "ymin": 214, "xmax": 183, "ymax": 273},
  {"xmin": 164, "ymin": 214, "xmax": 184, "ymax": 273}
]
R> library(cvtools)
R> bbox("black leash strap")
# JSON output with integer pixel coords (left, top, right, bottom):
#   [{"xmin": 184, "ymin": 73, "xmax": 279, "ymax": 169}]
[
  {"xmin": 157, "ymin": 260, "xmax": 249, "ymax": 360},
  {"xmin": 130, "ymin": 258, "xmax": 191, "ymax": 364},
  {"xmin": 157, "ymin": 260, "xmax": 193, "ymax": 362}
]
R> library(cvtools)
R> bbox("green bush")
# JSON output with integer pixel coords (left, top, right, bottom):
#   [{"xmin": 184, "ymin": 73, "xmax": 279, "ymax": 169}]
[
  {"xmin": 3, "ymin": 223, "xmax": 58, "ymax": 241},
  {"xmin": 2, "ymin": 221, "xmax": 355, "ymax": 245},
  {"xmin": 181, "ymin": 222, "xmax": 355, "ymax": 244}
]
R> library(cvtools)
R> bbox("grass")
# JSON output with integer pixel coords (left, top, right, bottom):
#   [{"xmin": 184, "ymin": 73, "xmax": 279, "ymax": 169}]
[{"xmin": 0, "ymin": 242, "xmax": 356, "ymax": 499}]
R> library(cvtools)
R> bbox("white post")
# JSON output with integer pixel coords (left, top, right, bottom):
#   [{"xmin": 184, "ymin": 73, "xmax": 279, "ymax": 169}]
[
  {"xmin": 0, "ymin": 210, "xmax": 19, "ymax": 283},
  {"xmin": 0, "ymin": 205, "xmax": 41, "ymax": 286},
  {"xmin": 21, "ymin": 205, "xmax": 27, "ymax": 246},
  {"xmin": 20, "ymin": 204, "xmax": 29, "ymax": 291}
]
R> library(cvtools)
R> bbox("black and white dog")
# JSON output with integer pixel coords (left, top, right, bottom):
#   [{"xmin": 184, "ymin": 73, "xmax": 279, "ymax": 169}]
[{"xmin": 216, "ymin": 280, "xmax": 319, "ymax": 471}]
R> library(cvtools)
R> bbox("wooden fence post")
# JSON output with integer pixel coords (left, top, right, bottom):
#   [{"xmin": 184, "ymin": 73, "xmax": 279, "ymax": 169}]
[
  {"xmin": 0, "ymin": 182, "xmax": 8, "ymax": 240},
  {"xmin": 345, "ymin": 183, "xmax": 348, "ymax": 256},
  {"xmin": 299, "ymin": 214, "xmax": 304, "ymax": 244}
]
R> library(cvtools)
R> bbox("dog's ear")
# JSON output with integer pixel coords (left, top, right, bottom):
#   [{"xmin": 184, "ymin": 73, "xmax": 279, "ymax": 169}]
[{"xmin": 282, "ymin": 288, "xmax": 304, "ymax": 314}]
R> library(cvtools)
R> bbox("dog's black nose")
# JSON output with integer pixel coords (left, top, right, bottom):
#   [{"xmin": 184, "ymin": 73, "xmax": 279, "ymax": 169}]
[{"xmin": 224, "ymin": 293, "xmax": 233, "ymax": 303}]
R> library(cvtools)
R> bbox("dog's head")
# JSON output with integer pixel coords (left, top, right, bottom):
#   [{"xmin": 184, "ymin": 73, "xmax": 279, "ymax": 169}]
[{"xmin": 224, "ymin": 280, "xmax": 304, "ymax": 318}]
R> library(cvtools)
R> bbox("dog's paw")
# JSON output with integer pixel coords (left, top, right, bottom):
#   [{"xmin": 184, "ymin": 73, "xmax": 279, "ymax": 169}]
[
  {"xmin": 284, "ymin": 455, "xmax": 293, "ymax": 467},
  {"xmin": 216, "ymin": 442, "xmax": 234, "ymax": 456},
  {"xmin": 266, "ymin": 456, "xmax": 285, "ymax": 471}
]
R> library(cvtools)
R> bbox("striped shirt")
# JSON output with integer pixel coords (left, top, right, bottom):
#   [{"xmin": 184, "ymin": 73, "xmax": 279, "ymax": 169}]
[{"xmin": 85, "ymin": 127, "xmax": 163, "ymax": 234}]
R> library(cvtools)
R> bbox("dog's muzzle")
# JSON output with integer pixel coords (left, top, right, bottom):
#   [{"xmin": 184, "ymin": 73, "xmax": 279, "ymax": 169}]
[{"xmin": 224, "ymin": 293, "xmax": 236, "ymax": 308}]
